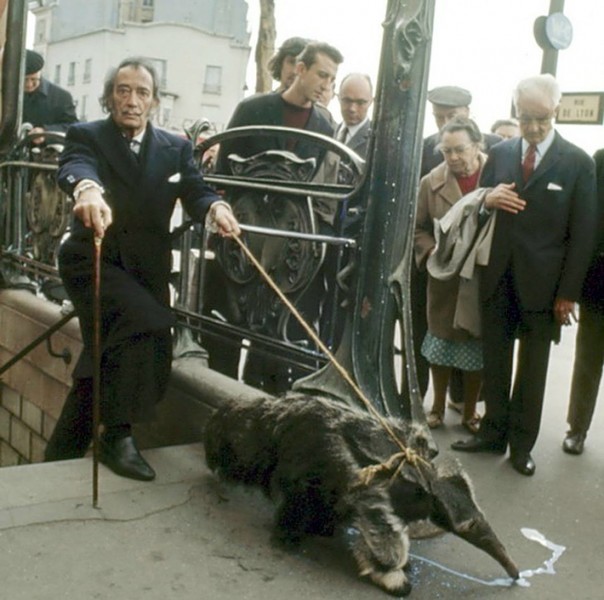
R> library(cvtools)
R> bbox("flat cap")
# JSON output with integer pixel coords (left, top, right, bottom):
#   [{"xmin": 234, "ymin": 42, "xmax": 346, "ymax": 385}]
[
  {"xmin": 25, "ymin": 50, "xmax": 45, "ymax": 75},
  {"xmin": 427, "ymin": 85, "xmax": 472, "ymax": 107}
]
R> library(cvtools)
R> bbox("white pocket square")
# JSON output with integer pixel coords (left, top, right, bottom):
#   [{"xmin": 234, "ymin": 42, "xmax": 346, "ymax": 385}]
[
  {"xmin": 547, "ymin": 182, "xmax": 563, "ymax": 191},
  {"xmin": 168, "ymin": 172, "xmax": 182, "ymax": 183}
]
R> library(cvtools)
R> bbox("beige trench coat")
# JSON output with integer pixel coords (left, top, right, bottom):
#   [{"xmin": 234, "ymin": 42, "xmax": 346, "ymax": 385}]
[{"xmin": 414, "ymin": 153, "xmax": 486, "ymax": 341}]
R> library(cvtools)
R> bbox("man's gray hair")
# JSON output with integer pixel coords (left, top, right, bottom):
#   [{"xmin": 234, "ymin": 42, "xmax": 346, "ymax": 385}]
[
  {"xmin": 513, "ymin": 74, "xmax": 561, "ymax": 111},
  {"xmin": 100, "ymin": 57, "xmax": 160, "ymax": 113}
]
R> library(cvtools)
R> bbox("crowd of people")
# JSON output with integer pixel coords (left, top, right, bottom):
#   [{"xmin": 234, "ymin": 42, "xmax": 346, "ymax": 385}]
[
  {"xmin": 22, "ymin": 38, "xmax": 601, "ymax": 481},
  {"xmin": 416, "ymin": 77, "xmax": 601, "ymax": 477}
]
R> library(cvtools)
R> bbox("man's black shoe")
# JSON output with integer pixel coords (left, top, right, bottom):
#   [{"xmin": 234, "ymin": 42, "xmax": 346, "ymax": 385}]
[
  {"xmin": 510, "ymin": 452, "xmax": 536, "ymax": 476},
  {"xmin": 99, "ymin": 436, "xmax": 156, "ymax": 481},
  {"xmin": 450, "ymin": 436, "xmax": 507, "ymax": 454},
  {"xmin": 562, "ymin": 432, "xmax": 586, "ymax": 455}
]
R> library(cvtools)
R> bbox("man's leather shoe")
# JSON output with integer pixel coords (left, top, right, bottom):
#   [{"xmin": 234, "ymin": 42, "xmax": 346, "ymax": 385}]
[
  {"xmin": 510, "ymin": 452, "xmax": 536, "ymax": 476},
  {"xmin": 99, "ymin": 436, "xmax": 156, "ymax": 481},
  {"xmin": 450, "ymin": 436, "xmax": 507, "ymax": 454},
  {"xmin": 562, "ymin": 432, "xmax": 586, "ymax": 455}
]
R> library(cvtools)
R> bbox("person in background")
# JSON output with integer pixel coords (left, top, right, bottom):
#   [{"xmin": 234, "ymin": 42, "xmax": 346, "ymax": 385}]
[
  {"xmin": 409, "ymin": 86, "xmax": 502, "ymax": 412},
  {"xmin": 335, "ymin": 73, "xmax": 373, "ymax": 160},
  {"xmin": 215, "ymin": 41, "xmax": 342, "ymax": 223},
  {"xmin": 451, "ymin": 74, "xmax": 597, "ymax": 476},
  {"xmin": 44, "ymin": 57, "xmax": 239, "ymax": 481},
  {"xmin": 415, "ymin": 117, "xmax": 486, "ymax": 433},
  {"xmin": 268, "ymin": 36, "xmax": 309, "ymax": 92},
  {"xmin": 22, "ymin": 49, "xmax": 78, "ymax": 144},
  {"xmin": 491, "ymin": 118, "xmax": 520, "ymax": 140},
  {"xmin": 421, "ymin": 86, "xmax": 501, "ymax": 178},
  {"xmin": 210, "ymin": 41, "xmax": 343, "ymax": 390},
  {"xmin": 561, "ymin": 147, "xmax": 604, "ymax": 456}
]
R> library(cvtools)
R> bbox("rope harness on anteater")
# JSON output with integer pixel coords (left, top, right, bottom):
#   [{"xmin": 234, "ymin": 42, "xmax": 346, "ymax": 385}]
[{"xmin": 230, "ymin": 234, "xmax": 432, "ymax": 487}]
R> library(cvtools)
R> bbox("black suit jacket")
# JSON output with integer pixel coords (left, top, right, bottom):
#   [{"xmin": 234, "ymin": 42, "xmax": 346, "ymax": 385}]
[
  {"xmin": 23, "ymin": 77, "xmax": 78, "ymax": 133},
  {"xmin": 57, "ymin": 118, "xmax": 219, "ymax": 377},
  {"xmin": 216, "ymin": 92, "xmax": 334, "ymax": 174},
  {"xmin": 479, "ymin": 132, "xmax": 597, "ymax": 311}
]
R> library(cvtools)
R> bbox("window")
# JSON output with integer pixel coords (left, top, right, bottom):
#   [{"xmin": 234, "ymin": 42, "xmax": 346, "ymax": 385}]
[
  {"xmin": 203, "ymin": 66, "xmax": 222, "ymax": 95},
  {"xmin": 80, "ymin": 95, "xmax": 88, "ymax": 121},
  {"xmin": 36, "ymin": 19, "xmax": 46, "ymax": 44},
  {"xmin": 147, "ymin": 58, "xmax": 167, "ymax": 89},
  {"xmin": 142, "ymin": 0, "xmax": 154, "ymax": 6},
  {"xmin": 54, "ymin": 64, "xmax": 61, "ymax": 85},
  {"xmin": 67, "ymin": 62, "xmax": 75, "ymax": 86},
  {"xmin": 83, "ymin": 59, "xmax": 91, "ymax": 83}
]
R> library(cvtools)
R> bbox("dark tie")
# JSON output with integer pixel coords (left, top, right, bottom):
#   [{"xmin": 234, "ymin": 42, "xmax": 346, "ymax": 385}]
[
  {"xmin": 338, "ymin": 126, "xmax": 349, "ymax": 143},
  {"xmin": 128, "ymin": 140, "xmax": 141, "ymax": 157},
  {"xmin": 522, "ymin": 144, "xmax": 537, "ymax": 182}
]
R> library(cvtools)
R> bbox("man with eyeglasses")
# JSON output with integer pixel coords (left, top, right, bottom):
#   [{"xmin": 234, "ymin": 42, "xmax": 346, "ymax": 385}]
[
  {"xmin": 451, "ymin": 74, "xmax": 597, "ymax": 477},
  {"xmin": 335, "ymin": 73, "xmax": 373, "ymax": 160},
  {"xmin": 22, "ymin": 49, "xmax": 78, "ymax": 144}
]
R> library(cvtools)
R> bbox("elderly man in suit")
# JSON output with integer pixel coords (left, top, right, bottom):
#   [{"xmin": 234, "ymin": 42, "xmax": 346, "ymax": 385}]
[
  {"xmin": 451, "ymin": 74, "xmax": 597, "ymax": 476},
  {"xmin": 44, "ymin": 57, "xmax": 240, "ymax": 480},
  {"xmin": 335, "ymin": 73, "xmax": 373, "ymax": 160}
]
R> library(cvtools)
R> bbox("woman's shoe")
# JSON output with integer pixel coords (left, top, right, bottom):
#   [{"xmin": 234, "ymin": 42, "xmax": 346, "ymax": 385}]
[
  {"xmin": 426, "ymin": 411, "xmax": 444, "ymax": 429},
  {"xmin": 462, "ymin": 413, "xmax": 481, "ymax": 434}
]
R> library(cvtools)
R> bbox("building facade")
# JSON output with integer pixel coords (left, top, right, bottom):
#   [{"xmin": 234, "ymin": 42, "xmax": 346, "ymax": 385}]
[{"xmin": 28, "ymin": 0, "xmax": 251, "ymax": 133}]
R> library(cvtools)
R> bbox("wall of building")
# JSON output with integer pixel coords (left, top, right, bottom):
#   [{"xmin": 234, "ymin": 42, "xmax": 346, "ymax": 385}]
[
  {"xmin": 0, "ymin": 289, "xmax": 265, "ymax": 468},
  {"xmin": 43, "ymin": 22, "xmax": 248, "ymax": 132},
  {"xmin": 30, "ymin": 0, "xmax": 251, "ymax": 133},
  {"xmin": 0, "ymin": 289, "xmax": 80, "ymax": 467}
]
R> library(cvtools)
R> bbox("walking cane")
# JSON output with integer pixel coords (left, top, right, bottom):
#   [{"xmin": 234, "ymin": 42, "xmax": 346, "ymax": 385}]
[{"xmin": 92, "ymin": 235, "xmax": 102, "ymax": 507}]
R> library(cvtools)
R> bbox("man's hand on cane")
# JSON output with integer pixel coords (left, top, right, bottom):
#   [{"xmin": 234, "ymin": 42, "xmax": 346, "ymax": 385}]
[{"xmin": 73, "ymin": 182, "xmax": 113, "ymax": 239}]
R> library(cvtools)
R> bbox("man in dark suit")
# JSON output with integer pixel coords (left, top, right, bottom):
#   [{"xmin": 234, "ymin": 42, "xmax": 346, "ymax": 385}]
[
  {"xmin": 451, "ymin": 74, "xmax": 597, "ymax": 476},
  {"xmin": 335, "ymin": 73, "xmax": 373, "ymax": 160},
  {"xmin": 561, "ymin": 148, "xmax": 604, "ymax": 456},
  {"xmin": 44, "ymin": 57, "xmax": 240, "ymax": 480},
  {"xmin": 22, "ymin": 49, "xmax": 78, "ymax": 144}
]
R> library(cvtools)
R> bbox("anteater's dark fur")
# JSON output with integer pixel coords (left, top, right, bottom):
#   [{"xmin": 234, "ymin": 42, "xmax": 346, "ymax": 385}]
[{"xmin": 204, "ymin": 394, "xmax": 519, "ymax": 596}]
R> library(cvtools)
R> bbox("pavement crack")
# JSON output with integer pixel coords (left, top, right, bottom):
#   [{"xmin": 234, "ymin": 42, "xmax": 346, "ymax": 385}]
[{"xmin": 0, "ymin": 483, "xmax": 197, "ymax": 532}]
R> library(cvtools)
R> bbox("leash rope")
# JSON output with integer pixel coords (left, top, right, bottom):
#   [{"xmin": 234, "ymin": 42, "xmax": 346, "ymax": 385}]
[{"xmin": 230, "ymin": 233, "xmax": 431, "ymax": 479}]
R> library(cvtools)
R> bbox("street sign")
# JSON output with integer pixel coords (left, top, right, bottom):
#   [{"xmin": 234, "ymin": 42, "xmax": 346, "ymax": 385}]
[{"xmin": 557, "ymin": 92, "xmax": 604, "ymax": 125}]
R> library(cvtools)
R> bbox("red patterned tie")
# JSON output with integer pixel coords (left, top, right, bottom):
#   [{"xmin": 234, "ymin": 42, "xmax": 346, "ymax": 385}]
[{"xmin": 522, "ymin": 144, "xmax": 537, "ymax": 182}]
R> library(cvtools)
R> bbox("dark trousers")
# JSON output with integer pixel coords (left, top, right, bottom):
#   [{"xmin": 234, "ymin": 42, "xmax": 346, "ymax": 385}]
[
  {"xmin": 45, "ymin": 331, "xmax": 171, "ymax": 461},
  {"xmin": 567, "ymin": 305, "xmax": 604, "ymax": 434},
  {"xmin": 479, "ymin": 267, "xmax": 553, "ymax": 453}
]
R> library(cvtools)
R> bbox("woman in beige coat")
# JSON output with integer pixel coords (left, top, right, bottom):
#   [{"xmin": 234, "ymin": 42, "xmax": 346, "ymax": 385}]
[{"xmin": 414, "ymin": 117, "xmax": 487, "ymax": 432}]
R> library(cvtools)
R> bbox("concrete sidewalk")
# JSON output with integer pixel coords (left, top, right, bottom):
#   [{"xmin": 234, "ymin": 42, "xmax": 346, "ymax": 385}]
[{"xmin": 1, "ymin": 327, "xmax": 603, "ymax": 599}]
